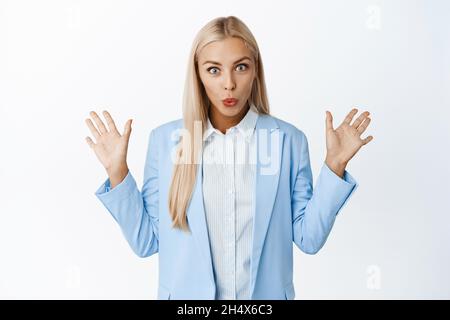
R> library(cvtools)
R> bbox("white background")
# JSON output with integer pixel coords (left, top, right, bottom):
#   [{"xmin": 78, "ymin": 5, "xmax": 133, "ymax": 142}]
[{"xmin": 0, "ymin": 0, "xmax": 449, "ymax": 299}]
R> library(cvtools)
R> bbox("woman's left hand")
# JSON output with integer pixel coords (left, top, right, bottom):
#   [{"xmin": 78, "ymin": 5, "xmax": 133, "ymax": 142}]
[{"xmin": 324, "ymin": 108, "xmax": 373, "ymax": 178}]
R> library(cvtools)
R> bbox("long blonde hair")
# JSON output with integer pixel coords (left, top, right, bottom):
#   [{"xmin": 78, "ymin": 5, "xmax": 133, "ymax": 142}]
[{"xmin": 168, "ymin": 16, "xmax": 271, "ymax": 231}]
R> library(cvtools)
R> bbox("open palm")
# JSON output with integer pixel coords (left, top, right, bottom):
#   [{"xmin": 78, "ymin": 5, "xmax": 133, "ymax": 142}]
[
  {"xmin": 85, "ymin": 110, "xmax": 132, "ymax": 173},
  {"xmin": 325, "ymin": 108, "xmax": 373, "ymax": 166}
]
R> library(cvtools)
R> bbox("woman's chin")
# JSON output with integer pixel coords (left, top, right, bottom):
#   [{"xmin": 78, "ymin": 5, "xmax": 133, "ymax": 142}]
[{"xmin": 217, "ymin": 105, "xmax": 244, "ymax": 117}]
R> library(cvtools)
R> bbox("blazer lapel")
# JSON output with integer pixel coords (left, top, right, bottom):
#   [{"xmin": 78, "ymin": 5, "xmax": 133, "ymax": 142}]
[
  {"xmin": 186, "ymin": 148, "xmax": 216, "ymax": 288},
  {"xmin": 249, "ymin": 115, "xmax": 285, "ymax": 298}
]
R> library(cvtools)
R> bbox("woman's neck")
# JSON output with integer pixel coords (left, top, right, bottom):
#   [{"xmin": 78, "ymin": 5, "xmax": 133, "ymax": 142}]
[{"xmin": 208, "ymin": 103, "xmax": 250, "ymax": 134}]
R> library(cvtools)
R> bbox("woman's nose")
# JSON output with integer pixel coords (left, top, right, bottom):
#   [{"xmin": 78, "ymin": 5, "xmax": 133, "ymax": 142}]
[{"xmin": 224, "ymin": 74, "xmax": 236, "ymax": 90}]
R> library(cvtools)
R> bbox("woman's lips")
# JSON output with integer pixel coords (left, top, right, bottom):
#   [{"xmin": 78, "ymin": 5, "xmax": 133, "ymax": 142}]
[{"xmin": 222, "ymin": 98, "xmax": 238, "ymax": 107}]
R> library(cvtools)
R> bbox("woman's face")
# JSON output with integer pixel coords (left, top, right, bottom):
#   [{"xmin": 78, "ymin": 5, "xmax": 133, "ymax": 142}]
[{"xmin": 197, "ymin": 37, "xmax": 256, "ymax": 118}]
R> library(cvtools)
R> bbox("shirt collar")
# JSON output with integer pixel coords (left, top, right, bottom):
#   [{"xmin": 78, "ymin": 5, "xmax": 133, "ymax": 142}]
[{"xmin": 203, "ymin": 103, "xmax": 259, "ymax": 142}]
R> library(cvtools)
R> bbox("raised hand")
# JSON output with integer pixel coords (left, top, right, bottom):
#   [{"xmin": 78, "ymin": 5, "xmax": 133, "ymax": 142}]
[
  {"xmin": 85, "ymin": 110, "xmax": 132, "ymax": 188},
  {"xmin": 324, "ymin": 108, "xmax": 373, "ymax": 178}
]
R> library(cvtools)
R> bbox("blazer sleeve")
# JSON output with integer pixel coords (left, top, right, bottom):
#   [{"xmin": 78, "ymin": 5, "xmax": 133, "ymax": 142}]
[
  {"xmin": 291, "ymin": 131, "xmax": 358, "ymax": 254},
  {"xmin": 94, "ymin": 129, "xmax": 159, "ymax": 258}
]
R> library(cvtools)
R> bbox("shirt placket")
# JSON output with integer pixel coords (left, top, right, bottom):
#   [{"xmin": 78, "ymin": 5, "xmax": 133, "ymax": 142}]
[{"xmin": 224, "ymin": 129, "xmax": 236, "ymax": 299}]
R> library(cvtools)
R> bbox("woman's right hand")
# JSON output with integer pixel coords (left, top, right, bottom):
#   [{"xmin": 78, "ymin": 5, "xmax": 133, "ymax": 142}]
[{"xmin": 85, "ymin": 110, "xmax": 132, "ymax": 188}]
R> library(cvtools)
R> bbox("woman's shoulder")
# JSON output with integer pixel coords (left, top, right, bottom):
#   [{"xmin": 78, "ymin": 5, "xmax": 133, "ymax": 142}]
[
  {"xmin": 149, "ymin": 114, "xmax": 308, "ymax": 143},
  {"xmin": 266, "ymin": 114, "xmax": 307, "ymax": 140},
  {"xmin": 150, "ymin": 118, "xmax": 183, "ymax": 139}
]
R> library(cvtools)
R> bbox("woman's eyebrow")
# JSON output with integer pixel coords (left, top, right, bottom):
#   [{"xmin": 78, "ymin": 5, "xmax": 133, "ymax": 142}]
[{"xmin": 202, "ymin": 56, "xmax": 251, "ymax": 66}]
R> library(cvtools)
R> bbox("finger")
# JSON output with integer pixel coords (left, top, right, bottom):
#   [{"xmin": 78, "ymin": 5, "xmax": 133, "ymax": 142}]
[
  {"xmin": 362, "ymin": 135, "xmax": 374, "ymax": 145},
  {"xmin": 343, "ymin": 108, "xmax": 359, "ymax": 125},
  {"xmin": 85, "ymin": 118, "xmax": 101, "ymax": 140},
  {"xmin": 102, "ymin": 110, "xmax": 119, "ymax": 134},
  {"xmin": 90, "ymin": 111, "xmax": 108, "ymax": 134},
  {"xmin": 352, "ymin": 111, "xmax": 370, "ymax": 129},
  {"xmin": 123, "ymin": 119, "xmax": 133, "ymax": 139},
  {"xmin": 85, "ymin": 136, "xmax": 96, "ymax": 148},
  {"xmin": 357, "ymin": 117, "xmax": 371, "ymax": 134},
  {"xmin": 325, "ymin": 110, "xmax": 334, "ymax": 131}
]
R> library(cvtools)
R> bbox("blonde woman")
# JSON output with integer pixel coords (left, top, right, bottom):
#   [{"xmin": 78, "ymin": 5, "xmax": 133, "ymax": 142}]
[{"xmin": 85, "ymin": 16, "xmax": 373, "ymax": 300}]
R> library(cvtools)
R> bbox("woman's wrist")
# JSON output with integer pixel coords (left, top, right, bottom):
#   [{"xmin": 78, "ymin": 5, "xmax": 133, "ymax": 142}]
[
  {"xmin": 325, "ymin": 155, "xmax": 347, "ymax": 179},
  {"xmin": 107, "ymin": 163, "xmax": 129, "ymax": 189}
]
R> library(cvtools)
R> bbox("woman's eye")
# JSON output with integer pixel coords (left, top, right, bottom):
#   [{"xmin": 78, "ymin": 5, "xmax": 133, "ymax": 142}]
[
  {"xmin": 207, "ymin": 63, "xmax": 249, "ymax": 75},
  {"xmin": 236, "ymin": 63, "xmax": 248, "ymax": 71},
  {"xmin": 207, "ymin": 67, "xmax": 219, "ymax": 74}
]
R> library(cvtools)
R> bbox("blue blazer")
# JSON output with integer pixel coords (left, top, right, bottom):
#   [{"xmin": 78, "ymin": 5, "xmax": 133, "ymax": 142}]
[{"xmin": 95, "ymin": 114, "xmax": 358, "ymax": 300}]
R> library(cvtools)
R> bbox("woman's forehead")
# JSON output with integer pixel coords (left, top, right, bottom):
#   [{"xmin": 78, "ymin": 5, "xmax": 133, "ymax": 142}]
[{"xmin": 198, "ymin": 38, "xmax": 252, "ymax": 63}]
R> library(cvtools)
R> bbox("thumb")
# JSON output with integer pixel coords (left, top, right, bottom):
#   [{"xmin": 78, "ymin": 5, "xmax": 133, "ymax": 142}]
[
  {"xmin": 123, "ymin": 119, "xmax": 133, "ymax": 139},
  {"xmin": 325, "ymin": 110, "xmax": 334, "ymax": 132}
]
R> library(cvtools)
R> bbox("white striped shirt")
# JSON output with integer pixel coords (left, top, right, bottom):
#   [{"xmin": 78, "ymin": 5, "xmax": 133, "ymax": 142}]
[{"xmin": 201, "ymin": 106, "xmax": 259, "ymax": 300}]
